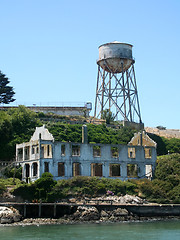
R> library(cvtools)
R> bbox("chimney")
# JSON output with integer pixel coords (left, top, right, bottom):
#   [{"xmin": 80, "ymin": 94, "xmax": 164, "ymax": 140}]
[
  {"xmin": 82, "ymin": 125, "xmax": 88, "ymax": 144},
  {"xmin": 140, "ymin": 132, "xmax": 143, "ymax": 146}
]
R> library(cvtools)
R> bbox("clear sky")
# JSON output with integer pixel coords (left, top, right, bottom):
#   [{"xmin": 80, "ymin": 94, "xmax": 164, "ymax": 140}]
[{"xmin": 0, "ymin": 0, "xmax": 180, "ymax": 129}]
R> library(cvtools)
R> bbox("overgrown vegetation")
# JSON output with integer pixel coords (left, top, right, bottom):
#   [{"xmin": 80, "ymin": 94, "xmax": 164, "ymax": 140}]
[
  {"xmin": 0, "ymin": 177, "xmax": 24, "ymax": 196},
  {"xmin": 12, "ymin": 173, "xmax": 56, "ymax": 202},
  {"xmin": 0, "ymin": 106, "xmax": 41, "ymax": 160},
  {"xmin": 0, "ymin": 106, "xmax": 179, "ymax": 161},
  {"xmin": 0, "ymin": 106, "xmax": 180, "ymax": 204},
  {"xmin": 12, "ymin": 175, "xmax": 137, "ymax": 202},
  {"xmin": 148, "ymin": 133, "xmax": 180, "ymax": 155},
  {"xmin": 0, "ymin": 106, "xmax": 136, "ymax": 160},
  {"xmin": 130, "ymin": 153, "xmax": 180, "ymax": 203},
  {"xmin": 3, "ymin": 165, "xmax": 22, "ymax": 179}
]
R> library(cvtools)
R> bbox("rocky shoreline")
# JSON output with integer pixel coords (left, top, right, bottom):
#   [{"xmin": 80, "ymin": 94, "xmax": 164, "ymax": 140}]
[
  {"xmin": 1, "ymin": 195, "xmax": 180, "ymax": 225},
  {"xmin": 1, "ymin": 205, "xmax": 180, "ymax": 226}
]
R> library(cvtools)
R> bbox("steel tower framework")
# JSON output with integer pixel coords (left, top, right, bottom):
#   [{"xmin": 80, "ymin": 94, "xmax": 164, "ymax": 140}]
[{"xmin": 94, "ymin": 59, "xmax": 142, "ymax": 123}]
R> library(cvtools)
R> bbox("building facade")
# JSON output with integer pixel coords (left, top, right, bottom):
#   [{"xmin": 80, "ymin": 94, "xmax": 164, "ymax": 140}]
[
  {"xmin": 0, "ymin": 102, "xmax": 92, "ymax": 117},
  {"xmin": 16, "ymin": 125, "xmax": 157, "ymax": 182}
]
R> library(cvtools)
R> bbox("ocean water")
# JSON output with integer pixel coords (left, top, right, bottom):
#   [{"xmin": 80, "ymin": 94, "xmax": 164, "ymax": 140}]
[{"xmin": 0, "ymin": 220, "xmax": 180, "ymax": 240}]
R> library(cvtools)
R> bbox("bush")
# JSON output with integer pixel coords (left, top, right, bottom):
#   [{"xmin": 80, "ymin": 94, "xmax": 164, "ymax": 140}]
[
  {"xmin": 155, "ymin": 153, "xmax": 180, "ymax": 181},
  {"xmin": 47, "ymin": 177, "xmax": 138, "ymax": 202},
  {"xmin": 12, "ymin": 173, "xmax": 57, "ymax": 202},
  {"xmin": 13, "ymin": 184, "xmax": 36, "ymax": 201},
  {"xmin": 3, "ymin": 166, "xmax": 22, "ymax": 179},
  {"xmin": 0, "ymin": 182, "xmax": 6, "ymax": 195},
  {"xmin": 0, "ymin": 177, "xmax": 23, "ymax": 187},
  {"xmin": 167, "ymin": 185, "xmax": 180, "ymax": 203},
  {"xmin": 34, "ymin": 172, "xmax": 57, "ymax": 201}
]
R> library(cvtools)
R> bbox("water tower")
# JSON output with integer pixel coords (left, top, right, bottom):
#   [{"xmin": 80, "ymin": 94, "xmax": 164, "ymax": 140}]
[{"xmin": 94, "ymin": 41, "xmax": 143, "ymax": 128}]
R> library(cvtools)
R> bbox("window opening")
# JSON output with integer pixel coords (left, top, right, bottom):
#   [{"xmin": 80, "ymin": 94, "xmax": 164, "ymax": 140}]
[
  {"xmin": 128, "ymin": 147, "xmax": 136, "ymax": 158},
  {"xmin": 25, "ymin": 164, "xmax": 30, "ymax": 178},
  {"xmin": 44, "ymin": 162, "xmax": 49, "ymax": 172},
  {"xmin": 72, "ymin": 145, "xmax": 80, "ymax": 156},
  {"xmin": 58, "ymin": 162, "xmax": 65, "ymax": 176},
  {"xmin": 47, "ymin": 145, "xmax": 50, "ymax": 156},
  {"xmin": 109, "ymin": 164, "xmax": 121, "ymax": 177},
  {"xmin": 93, "ymin": 146, "xmax": 101, "ymax": 157},
  {"xmin": 145, "ymin": 165, "xmax": 153, "ymax": 179},
  {"xmin": 91, "ymin": 163, "xmax": 103, "ymax": 177},
  {"xmin": 61, "ymin": 144, "xmax": 65, "ymax": 156},
  {"xmin": 73, "ymin": 163, "xmax": 81, "ymax": 176},
  {"xmin": 32, "ymin": 146, "xmax": 35, "ymax": 154},
  {"xmin": 111, "ymin": 147, "xmax": 118, "ymax": 158},
  {"xmin": 24, "ymin": 146, "xmax": 30, "ymax": 160},
  {"xmin": 127, "ymin": 164, "xmax": 138, "ymax": 177},
  {"xmin": 145, "ymin": 148, "xmax": 152, "ymax": 158},
  {"xmin": 33, "ymin": 162, "xmax": 38, "ymax": 176},
  {"xmin": 17, "ymin": 148, "xmax": 23, "ymax": 161}
]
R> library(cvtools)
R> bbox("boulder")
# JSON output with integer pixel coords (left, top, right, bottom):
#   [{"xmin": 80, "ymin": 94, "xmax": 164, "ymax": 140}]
[
  {"xmin": 113, "ymin": 208, "xmax": 129, "ymax": 216},
  {"xmin": 0, "ymin": 206, "xmax": 22, "ymax": 224},
  {"xmin": 100, "ymin": 210, "xmax": 109, "ymax": 217},
  {"xmin": 73, "ymin": 206, "xmax": 100, "ymax": 221}
]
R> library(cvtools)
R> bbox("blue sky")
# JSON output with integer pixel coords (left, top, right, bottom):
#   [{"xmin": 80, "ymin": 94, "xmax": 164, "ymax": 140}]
[{"xmin": 0, "ymin": 0, "xmax": 179, "ymax": 129}]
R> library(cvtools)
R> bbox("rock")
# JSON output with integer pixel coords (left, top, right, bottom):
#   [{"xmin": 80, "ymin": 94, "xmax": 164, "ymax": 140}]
[
  {"xmin": 72, "ymin": 210, "xmax": 81, "ymax": 220},
  {"xmin": 0, "ymin": 206, "xmax": 22, "ymax": 224},
  {"xmin": 13, "ymin": 214, "xmax": 22, "ymax": 222},
  {"xmin": 73, "ymin": 206, "xmax": 100, "ymax": 221},
  {"xmin": 89, "ymin": 194, "xmax": 147, "ymax": 205},
  {"xmin": 101, "ymin": 210, "xmax": 109, "ymax": 217},
  {"xmin": 113, "ymin": 208, "xmax": 129, "ymax": 216},
  {"xmin": 81, "ymin": 210, "xmax": 99, "ymax": 221},
  {"xmin": 68, "ymin": 198, "xmax": 76, "ymax": 203},
  {"xmin": 1, "ymin": 217, "xmax": 13, "ymax": 224}
]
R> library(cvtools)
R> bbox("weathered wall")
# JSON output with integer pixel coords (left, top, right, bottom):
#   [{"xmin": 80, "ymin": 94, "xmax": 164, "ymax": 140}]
[{"xmin": 0, "ymin": 106, "xmax": 90, "ymax": 117}]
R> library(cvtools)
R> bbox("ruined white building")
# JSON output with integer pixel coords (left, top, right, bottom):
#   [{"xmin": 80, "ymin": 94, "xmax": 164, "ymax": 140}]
[{"xmin": 16, "ymin": 125, "xmax": 157, "ymax": 182}]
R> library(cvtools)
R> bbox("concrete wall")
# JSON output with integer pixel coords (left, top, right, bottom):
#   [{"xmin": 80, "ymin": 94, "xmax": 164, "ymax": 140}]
[{"xmin": 0, "ymin": 106, "xmax": 91, "ymax": 117}]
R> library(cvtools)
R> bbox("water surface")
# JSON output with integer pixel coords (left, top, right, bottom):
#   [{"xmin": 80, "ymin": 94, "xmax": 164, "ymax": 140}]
[{"xmin": 0, "ymin": 220, "xmax": 180, "ymax": 240}]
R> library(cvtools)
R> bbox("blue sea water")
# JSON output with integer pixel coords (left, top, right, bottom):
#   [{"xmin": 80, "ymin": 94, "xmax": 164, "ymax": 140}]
[{"xmin": 0, "ymin": 220, "xmax": 180, "ymax": 240}]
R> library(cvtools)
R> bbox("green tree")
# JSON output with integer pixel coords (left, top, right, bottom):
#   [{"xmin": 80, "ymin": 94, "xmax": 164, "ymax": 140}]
[
  {"xmin": 3, "ymin": 165, "xmax": 22, "ymax": 180},
  {"xmin": 0, "ymin": 71, "xmax": 15, "ymax": 104},
  {"xmin": 0, "ymin": 106, "xmax": 41, "ymax": 160},
  {"xmin": 155, "ymin": 153, "xmax": 180, "ymax": 183},
  {"xmin": 0, "ymin": 111, "xmax": 13, "ymax": 160},
  {"xmin": 34, "ymin": 172, "xmax": 57, "ymax": 201},
  {"xmin": 147, "ymin": 133, "xmax": 167, "ymax": 155},
  {"xmin": 102, "ymin": 109, "xmax": 115, "ymax": 124},
  {"xmin": 163, "ymin": 138, "xmax": 180, "ymax": 154}
]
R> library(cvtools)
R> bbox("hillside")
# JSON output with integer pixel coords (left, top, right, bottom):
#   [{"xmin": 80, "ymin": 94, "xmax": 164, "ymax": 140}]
[
  {"xmin": 145, "ymin": 127, "xmax": 180, "ymax": 139},
  {"xmin": 0, "ymin": 106, "xmax": 179, "ymax": 160}
]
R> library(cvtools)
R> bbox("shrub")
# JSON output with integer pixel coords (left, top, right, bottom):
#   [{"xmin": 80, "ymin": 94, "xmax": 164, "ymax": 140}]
[
  {"xmin": 167, "ymin": 185, "xmax": 180, "ymax": 203},
  {"xmin": 3, "ymin": 166, "xmax": 22, "ymax": 180},
  {"xmin": 155, "ymin": 154, "xmax": 180, "ymax": 181},
  {"xmin": 13, "ymin": 184, "xmax": 36, "ymax": 201},
  {"xmin": 34, "ymin": 173, "xmax": 56, "ymax": 201},
  {"xmin": 0, "ymin": 182, "xmax": 6, "ymax": 195}
]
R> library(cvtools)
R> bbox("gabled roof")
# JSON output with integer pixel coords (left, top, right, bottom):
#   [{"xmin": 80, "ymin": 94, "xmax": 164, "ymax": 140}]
[
  {"xmin": 30, "ymin": 125, "xmax": 54, "ymax": 141},
  {"xmin": 128, "ymin": 131, "xmax": 157, "ymax": 147}
]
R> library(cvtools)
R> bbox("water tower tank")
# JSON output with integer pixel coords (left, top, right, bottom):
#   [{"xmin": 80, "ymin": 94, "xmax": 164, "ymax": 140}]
[{"xmin": 97, "ymin": 41, "xmax": 134, "ymax": 73}]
